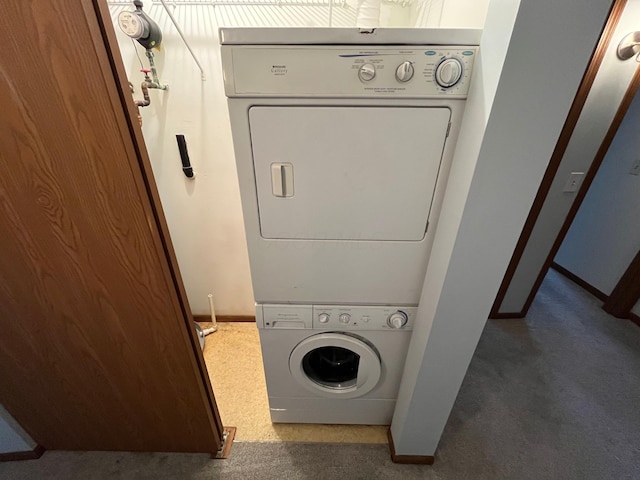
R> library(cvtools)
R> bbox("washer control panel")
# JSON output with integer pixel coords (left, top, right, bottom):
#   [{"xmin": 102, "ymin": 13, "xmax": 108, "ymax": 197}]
[
  {"xmin": 223, "ymin": 45, "xmax": 477, "ymax": 98},
  {"xmin": 256, "ymin": 304, "xmax": 418, "ymax": 331},
  {"xmin": 312, "ymin": 305, "xmax": 416, "ymax": 330},
  {"xmin": 257, "ymin": 304, "xmax": 417, "ymax": 330}
]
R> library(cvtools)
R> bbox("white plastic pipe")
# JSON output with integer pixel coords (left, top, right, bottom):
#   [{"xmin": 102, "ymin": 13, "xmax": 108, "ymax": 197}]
[
  {"xmin": 207, "ymin": 293, "xmax": 218, "ymax": 333},
  {"xmin": 355, "ymin": 0, "xmax": 381, "ymax": 28}
]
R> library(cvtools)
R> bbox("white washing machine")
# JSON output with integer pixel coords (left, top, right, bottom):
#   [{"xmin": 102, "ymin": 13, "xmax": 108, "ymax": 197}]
[
  {"xmin": 256, "ymin": 304, "xmax": 416, "ymax": 424},
  {"xmin": 221, "ymin": 28, "xmax": 478, "ymax": 424}
]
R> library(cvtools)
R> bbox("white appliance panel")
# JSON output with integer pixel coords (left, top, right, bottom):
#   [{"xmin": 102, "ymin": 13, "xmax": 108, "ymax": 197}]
[
  {"xmin": 224, "ymin": 46, "xmax": 477, "ymax": 98},
  {"xmin": 250, "ymin": 106, "xmax": 450, "ymax": 241}
]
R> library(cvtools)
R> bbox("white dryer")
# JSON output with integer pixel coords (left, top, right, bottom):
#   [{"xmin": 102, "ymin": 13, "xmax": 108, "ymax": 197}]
[
  {"xmin": 221, "ymin": 28, "xmax": 478, "ymax": 424},
  {"xmin": 221, "ymin": 29, "xmax": 478, "ymax": 306}
]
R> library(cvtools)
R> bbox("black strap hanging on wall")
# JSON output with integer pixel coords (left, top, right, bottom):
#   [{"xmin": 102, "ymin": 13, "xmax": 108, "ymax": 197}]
[{"xmin": 176, "ymin": 134, "xmax": 194, "ymax": 178}]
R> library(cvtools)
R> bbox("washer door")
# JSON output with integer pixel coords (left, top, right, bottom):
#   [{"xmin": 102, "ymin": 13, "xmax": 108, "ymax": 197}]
[{"xmin": 289, "ymin": 333, "xmax": 381, "ymax": 399}]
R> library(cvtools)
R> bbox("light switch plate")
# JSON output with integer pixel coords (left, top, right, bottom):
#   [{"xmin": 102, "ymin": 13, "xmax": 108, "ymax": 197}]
[{"xmin": 563, "ymin": 172, "xmax": 585, "ymax": 193}]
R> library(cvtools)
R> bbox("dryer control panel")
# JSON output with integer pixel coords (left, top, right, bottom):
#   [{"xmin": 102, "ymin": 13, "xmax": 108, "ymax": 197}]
[
  {"xmin": 257, "ymin": 304, "xmax": 416, "ymax": 330},
  {"xmin": 222, "ymin": 45, "xmax": 477, "ymax": 98}
]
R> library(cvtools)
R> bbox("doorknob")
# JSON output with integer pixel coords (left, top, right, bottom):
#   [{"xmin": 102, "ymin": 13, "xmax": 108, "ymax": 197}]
[{"xmin": 617, "ymin": 32, "xmax": 640, "ymax": 61}]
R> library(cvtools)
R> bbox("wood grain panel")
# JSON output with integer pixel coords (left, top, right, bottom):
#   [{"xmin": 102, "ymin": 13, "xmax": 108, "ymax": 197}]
[{"xmin": 0, "ymin": 1, "xmax": 218, "ymax": 452}]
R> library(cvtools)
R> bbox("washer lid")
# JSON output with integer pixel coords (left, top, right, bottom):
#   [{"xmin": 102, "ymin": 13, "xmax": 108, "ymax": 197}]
[
  {"xmin": 289, "ymin": 332, "xmax": 381, "ymax": 399},
  {"xmin": 250, "ymin": 106, "xmax": 451, "ymax": 241}
]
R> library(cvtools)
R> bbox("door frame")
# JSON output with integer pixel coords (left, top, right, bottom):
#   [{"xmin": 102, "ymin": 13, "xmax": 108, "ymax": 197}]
[
  {"xmin": 603, "ymin": 249, "xmax": 640, "ymax": 323},
  {"xmin": 490, "ymin": 0, "xmax": 640, "ymax": 319}
]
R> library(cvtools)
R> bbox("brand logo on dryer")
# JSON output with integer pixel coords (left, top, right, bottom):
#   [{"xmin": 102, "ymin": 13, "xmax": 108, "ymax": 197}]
[{"xmin": 271, "ymin": 65, "xmax": 287, "ymax": 76}]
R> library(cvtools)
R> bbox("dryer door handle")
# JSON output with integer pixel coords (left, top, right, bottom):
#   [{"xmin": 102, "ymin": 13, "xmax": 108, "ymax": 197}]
[{"xmin": 271, "ymin": 163, "xmax": 294, "ymax": 197}]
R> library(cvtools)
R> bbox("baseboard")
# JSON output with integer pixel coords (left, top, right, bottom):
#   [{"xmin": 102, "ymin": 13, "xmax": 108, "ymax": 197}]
[
  {"xmin": 489, "ymin": 311, "xmax": 527, "ymax": 319},
  {"xmin": 551, "ymin": 262, "xmax": 608, "ymax": 301},
  {"xmin": 0, "ymin": 444, "xmax": 44, "ymax": 462},
  {"xmin": 193, "ymin": 315, "xmax": 255, "ymax": 323},
  {"xmin": 387, "ymin": 429, "xmax": 434, "ymax": 465}
]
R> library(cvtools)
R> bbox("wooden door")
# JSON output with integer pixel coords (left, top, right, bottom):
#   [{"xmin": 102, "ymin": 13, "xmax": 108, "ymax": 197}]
[{"xmin": 0, "ymin": 1, "xmax": 222, "ymax": 452}]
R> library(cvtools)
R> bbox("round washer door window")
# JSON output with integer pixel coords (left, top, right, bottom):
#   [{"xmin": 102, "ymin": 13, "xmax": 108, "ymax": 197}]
[{"xmin": 289, "ymin": 333, "xmax": 381, "ymax": 399}]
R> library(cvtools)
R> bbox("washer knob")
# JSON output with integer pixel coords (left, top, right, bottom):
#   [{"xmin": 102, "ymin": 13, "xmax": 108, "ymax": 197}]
[
  {"xmin": 339, "ymin": 313, "xmax": 351, "ymax": 324},
  {"xmin": 387, "ymin": 311, "xmax": 408, "ymax": 329},
  {"xmin": 435, "ymin": 58, "xmax": 463, "ymax": 88},
  {"xmin": 359, "ymin": 63, "xmax": 376, "ymax": 82},
  {"xmin": 318, "ymin": 313, "xmax": 330, "ymax": 324},
  {"xmin": 395, "ymin": 61, "xmax": 414, "ymax": 82}
]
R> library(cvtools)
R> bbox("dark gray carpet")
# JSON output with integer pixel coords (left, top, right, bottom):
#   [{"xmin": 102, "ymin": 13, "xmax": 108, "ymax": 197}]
[{"xmin": 1, "ymin": 270, "xmax": 639, "ymax": 479}]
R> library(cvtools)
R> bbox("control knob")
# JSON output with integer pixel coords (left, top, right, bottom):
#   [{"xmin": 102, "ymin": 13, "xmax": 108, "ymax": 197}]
[
  {"xmin": 339, "ymin": 313, "xmax": 351, "ymax": 324},
  {"xmin": 387, "ymin": 311, "xmax": 408, "ymax": 329},
  {"xmin": 395, "ymin": 61, "xmax": 414, "ymax": 82},
  {"xmin": 358, "ymin": 63, "xmax": 376, "ymax": 82},
  {"xmin": 435, "ymin": 58, "xmax": 463, "ymax": 88},
  {"xmin": 318, "ymin": 313, "xmax": 330, "ymax": 324}
]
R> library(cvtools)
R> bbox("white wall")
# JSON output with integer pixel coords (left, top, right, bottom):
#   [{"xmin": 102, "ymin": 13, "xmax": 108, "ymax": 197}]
[
  {"xmin": 495, "ymin": 0, "xmax": 640, "ymax": 314},
  {"xmin": 439, "ymin": 0, "xmax": 490, "ymax": 28},
  {"xmin": 110, "ymin": 5, "xmax": 254, "ymax": 316},
  {"xmin": 390, "ymin": 0, "xmax": 614, "ymax": 456},
  {"xmin": 555, "ymin": 90, "xmax": 640, "ymax": 295},
  {"xmin": 0, "ymin": 405, "xmax": 35, "ymax": 454}
]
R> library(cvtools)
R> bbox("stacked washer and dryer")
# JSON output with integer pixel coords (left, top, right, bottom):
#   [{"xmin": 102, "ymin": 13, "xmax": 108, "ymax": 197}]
[{"xmin": 221, "ymin": 28, "xmax": 478, "ymax": 425}]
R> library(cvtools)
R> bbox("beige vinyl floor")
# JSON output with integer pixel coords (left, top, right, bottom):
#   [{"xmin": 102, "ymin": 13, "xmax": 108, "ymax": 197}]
[{"xmin": 201, "ymin": 322, "xmax": 388, "ymax": 443}]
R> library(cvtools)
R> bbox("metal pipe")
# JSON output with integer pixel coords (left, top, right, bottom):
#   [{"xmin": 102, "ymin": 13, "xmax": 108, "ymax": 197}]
[
  {"xmin": 134, "ymin": 81, "xmax": 151, "ymax": 107},
  {"xmin": 158, "ymin": 0, "xmax": 207, "ymax": 81},
  {"xmin": 131, "ymin": 74, "xmax": 162, "ymax": 126},
  {"xmin": 144, "ymin": 50, "xmax": 169, "ymax": 89}
]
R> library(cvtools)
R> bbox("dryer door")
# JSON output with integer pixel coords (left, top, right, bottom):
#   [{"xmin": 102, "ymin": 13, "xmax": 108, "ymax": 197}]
[
  {"xmin": 289, "ymin": 332, "xmax": 381, "ymax": 399},
  {"xmin": 249, "ymin": 106, "xmax": 451, "ymax": 241}
]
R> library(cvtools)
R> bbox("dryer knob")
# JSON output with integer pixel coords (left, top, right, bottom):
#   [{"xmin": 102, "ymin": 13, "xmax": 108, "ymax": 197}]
[
  {"xmin": 318, "ymin": 313, "xmax": 330, "ymax": 324},
  {"xmin": 358, "ymin": 63, "xmax": 376, "ymax": 82},
  {"xmin": 339, "ymin": 313, "xmax": 351, "ymax": 324},
  {"xmin": 387, "ymin": 311, "xmax": 408, "ymax": 329},
  {"xmin": 395, "ymin": 61, "xmax": 414, "ymax": 82},
  {"xmin": 435, "ymin": 58, "xmax": 463, "ymax": 88}
]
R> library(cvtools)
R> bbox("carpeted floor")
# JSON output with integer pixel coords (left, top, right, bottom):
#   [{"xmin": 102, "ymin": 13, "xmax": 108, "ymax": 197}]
[{"xmin": 1, "ymin": 270, "xmax": 639, "ymax": 479}]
